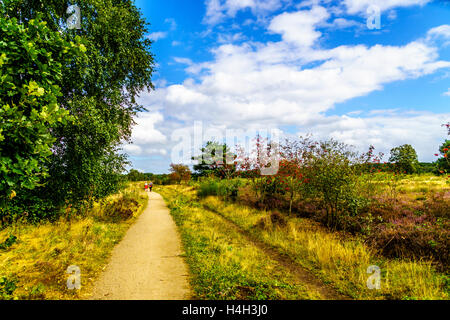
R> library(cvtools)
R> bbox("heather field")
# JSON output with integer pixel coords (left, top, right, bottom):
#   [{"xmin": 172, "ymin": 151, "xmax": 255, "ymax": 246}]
[{"xmin": 156, "ymin": 175, "xmax": 449, "ymax": 300}]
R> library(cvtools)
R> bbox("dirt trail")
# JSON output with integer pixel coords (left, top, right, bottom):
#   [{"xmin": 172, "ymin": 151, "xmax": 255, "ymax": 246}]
[{"xmin": 90, "ymin": 192, "xmax": 191, "ymax": 300}]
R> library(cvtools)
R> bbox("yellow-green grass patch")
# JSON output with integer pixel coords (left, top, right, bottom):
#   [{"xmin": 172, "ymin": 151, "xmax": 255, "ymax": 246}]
[{"xmin": 0, "ymin": 182, "xmax": 148, "ymax": 300}]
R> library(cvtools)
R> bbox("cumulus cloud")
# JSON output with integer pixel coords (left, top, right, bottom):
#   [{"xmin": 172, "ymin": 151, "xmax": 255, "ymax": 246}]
[
  {"xmin": 123, "ymin": 144, "xmax": 143, "ymax": 156},
  {"xmin": 153, "ymin": 6, "xmax": 449, "ymax": 127},
  {"xmin": 268, "ymin": 6, "xmax": 329, "ymax": 47},
  {"xmin": 124, "ymin": 112, "xmax": 167, "ymax": 156},
  {"xmin": 297, "ymin": 111, "xmax": 450, "ymax": 162},
  {"xmin": 128, "ymin": 5, "xmax": 450, "ymax": 167}
]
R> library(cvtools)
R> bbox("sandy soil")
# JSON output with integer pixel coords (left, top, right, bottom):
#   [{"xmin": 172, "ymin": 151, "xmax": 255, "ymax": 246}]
[{"xmin": 90, "ymin": 192, "xmax": 192, "ymax": 300}]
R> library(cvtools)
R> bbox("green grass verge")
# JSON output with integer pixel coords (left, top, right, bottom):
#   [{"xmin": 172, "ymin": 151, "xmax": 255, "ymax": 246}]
[{"xmin": 157, "ymin": 185, "xmax": 322, "ymax": 300}]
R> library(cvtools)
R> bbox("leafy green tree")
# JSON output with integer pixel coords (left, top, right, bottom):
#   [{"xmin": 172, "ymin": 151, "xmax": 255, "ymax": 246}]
[
  {"xmin": 0, "ymin": 11, "xmax": 85, "ymax": 206},
  {"xmin": 302, "ymin": 139, "xmax": 361, "ymax": 229},
  {"xmin": 192, "ymin": 141, "xmax": 236, "ymax": 179},
  {"xmin": 388, "ymin": 144, "xmax": 419, "ymax": 174},
  {"xmin": 436, "ymin": 140, "xmax": 450, "ymax": 173},
  {"xmin": 418, "ymin": 162, "xmax": 436, "ymax": 174},
  {"xmin": 126, "ymin": 169, "xmax": 146, "ymax": 182},
  {"xmin": 143, "ymin": 172, "xmax": 155, "ymax": 181},
  {"xmin": 152, "ymin": 174, "xmax": 170, "ymax": 185},
  {"xmin": 1, "ymin": 0, "xmax": 155, "ymax": 217}
]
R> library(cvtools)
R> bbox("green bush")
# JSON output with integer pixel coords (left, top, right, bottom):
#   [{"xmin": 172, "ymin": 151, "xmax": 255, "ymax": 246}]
[
  {"xmin": 436, "ymin": 140, "xmax": 450, "ymax": 174},
  {"xmin": 217, "ymin": 179, "xmax": 244, "ymax": 202},
  {"xmin": 198, "ymin": 179, "xmax": 219, "ymax": 198},
  {"xmin": 302, "ymin": 139, "xmax": 363, "ymax": 229},
  {"xmin": 0, "ymin": 276, "xmax": 17, "ymax": 300},
  {"xmin": 0, "ymin": 193, "xmax": 60, "ymax": 228},
  {"xmin": 0, "ymin": 235, "xmax": 17, "ymax": 250},
  {"xmin": 198, "ymin": 178, "xmax": 246, "ymax": 201}
]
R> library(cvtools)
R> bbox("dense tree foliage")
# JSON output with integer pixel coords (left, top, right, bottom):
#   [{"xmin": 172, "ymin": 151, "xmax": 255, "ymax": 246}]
[
  {"xmin": 0, "ymin": 0, "xmax": 154, "ymax": 223},
  {"xmin": 192, "ymin": 141, "xmax": 236, "ymax": 179},
  {"xmin": 0, "ymin": 12, "xmax": 84, "ymax": 200},
  {"xmin": 126, "ymin": 169, "xmax": 147, "ymax": 182},
  {"xmin": 436, "ymin": 140, "xmax": 450, "ymax": 173},
  {"xmin": 125, "ymin": 170, "xmax": 172, "ymax": 185},
  {"xmin": 389, "ymin": 144, "xmax": 419, "ymax": 174},
  {"xmin": 169, "ymin": 164, "xmax": 191, "ymax": 184}
]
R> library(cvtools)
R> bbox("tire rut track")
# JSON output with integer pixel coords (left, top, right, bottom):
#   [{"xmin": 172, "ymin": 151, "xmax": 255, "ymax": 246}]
[{"xmin": 201, "ymin": 204, "xmax": 349, "ymax": 300}]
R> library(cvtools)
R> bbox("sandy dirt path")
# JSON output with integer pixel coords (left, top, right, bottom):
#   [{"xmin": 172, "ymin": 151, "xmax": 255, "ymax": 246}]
[{"xmin": 90, "ymin": 192, "xmax": 191, "ymax": 300}]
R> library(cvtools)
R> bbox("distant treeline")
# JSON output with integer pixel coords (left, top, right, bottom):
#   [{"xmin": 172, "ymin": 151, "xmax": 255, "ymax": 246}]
[
  {"xmin": 125, "ymin": 169, "xmax": 172, "ymax": 185},
  {"xmin": 125, "ymin": 162, "xmax": 439, "ymax": 186},
  {"xmin": 364, "ymin": 162, "xmax": 438, "ymax": 174}
]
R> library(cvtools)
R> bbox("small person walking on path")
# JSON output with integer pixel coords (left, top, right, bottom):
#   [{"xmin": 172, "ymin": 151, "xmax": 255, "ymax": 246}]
[
  {"xmin": 144, "ymin": 182, "xmax": 148, "ymax": 192},
  {"xmin": 149, "ymin": 181, "xmax": 153, "ymax": 192}
]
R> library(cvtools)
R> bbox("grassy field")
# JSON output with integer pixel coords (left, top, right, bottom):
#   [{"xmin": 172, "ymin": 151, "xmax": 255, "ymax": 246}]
[
  {"xmin": 155, "ymin": 185, "xmax": 327, "ymax": 300},
  {"xmin": 1, "ymin": 176, "xmax": 447, "ymax": 300},
  {"xmin": 157, "ymin": 182, "xmax": 449, "ymax": 300},
  {"xmin": 0, "ymin": 182, "xmax": 148, "ymax": 300}
]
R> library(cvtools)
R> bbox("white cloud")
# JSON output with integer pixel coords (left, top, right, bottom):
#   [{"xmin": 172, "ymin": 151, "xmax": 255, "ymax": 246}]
[
  {"xmin": 146, "ymin": 31, "xmax": 168, "ymax": 41},
  {"xmin": 165, "ymin": 8, "xmax": 448, "ymax": 122},
  {"xmin": 347, "ymin": 110, "xmax": 363, "ymax": 116},
  {"xmin": 153, "ymin": 31, "xmax": 449, "ymax": 127},
  {"xmin": 343, "ymin": 0, "xmax": 430, "ymax": 14},
  {"xmin": 145, "ymin": 19, "xmax": 177, "ymax": 44},
  {"xmin": 217, "ymin": 32, "xmax": 245, "ymax": 43},
  {"xmin": 146, "ymin": 148, "xmax": 168, "ymax": 156},
  {"xmin": 204, "ymin": 0, "xmax": 286, "ymax": 25},
  {"xmin": 173, "ymin": 57, "xmax": 193, "ymax": 65},
  {"xmin": 443, "ymin": 88, "xmax": 450, "ymax": 96},
  {"xmin": 127, "ymin": 5, "xmax": 450, "ymax": 166},
  {"xmin": 329, "ymin": 18, "xmax": 361, "ymax": 29},
  {"xmin": 297, "ymin": 112, "xmax": 450, "ymax": 162},
  {"xmin": 123, "ymin": 144, "xmax": 143, "ymax": 156},
  {"xmin": 154, "ymin": 78, "xmax": 168, "ymax": 88},
  {"xmin": 166, "ymin": 85, "xmax": 210, "ymax": 106},
  {"xmin": 204, "ymin": 0, "xmax": 225, "ymax": 25},
  {"xmin": 268, "ymin": 6, "xmax": 329, "ymax": 47},
  {"xmin": 427, "ymin": 25, "xmax": 450, "ymax": 40},
  {"xmin": 131, "ymin": 112, "xmax": 167, "ymax": 146}
]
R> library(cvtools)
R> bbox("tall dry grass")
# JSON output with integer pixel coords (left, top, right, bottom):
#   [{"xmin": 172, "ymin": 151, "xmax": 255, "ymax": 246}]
[
  {"xmin": 0, "ymin": 182, "xmax": 148, "ymax": 300},
  {"xmin": 200, "ymin": 193, "xmax": 448, "ymax": 300}
]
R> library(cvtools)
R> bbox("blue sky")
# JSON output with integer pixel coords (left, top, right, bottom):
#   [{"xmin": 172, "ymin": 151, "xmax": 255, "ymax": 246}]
[{"xmin": 126, "ymin": 0, "xmax": 450, "ymax": 174}]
